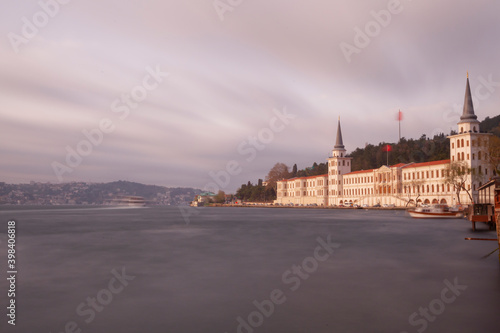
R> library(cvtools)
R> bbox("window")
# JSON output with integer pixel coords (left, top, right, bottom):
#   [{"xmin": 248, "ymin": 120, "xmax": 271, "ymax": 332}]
[
  {"xmin": 467, "ymin": 154, "xmax": 469, "ymax": 160},
  {"xmin": 452, "ymin": 142, "xmax": 454, "ymax": 149},
  {"xmin": 467, "ymin": 140, "xmax": 469, "ymax": 147},
  {"xmin": 460, "ymin": 127, "xmax": 463, "ymax": 133},
  {"xmin": 457, "ymin": 140, "xmax": 460, "ymax": 148},
  {"xmin": 461, "ymin": 152, "xmax": 464, "ymax": 160},
  {"xmin": 426, "ymin": 171, "xmax": 429, "ymax": 178},
  {"xmin": 472, "ymin": 153, "xmax": 475, "ymax": 160},
  {"xmin": 461, "ymin": 139, "xmax": 464, "ymax": 147},
  {"xmin": 478, "ymin": 151, "xmax": 482, "ymax": 160},
  {"xmin": 431, "ymin": 170, "xmax": 434, "ymax": 178}
]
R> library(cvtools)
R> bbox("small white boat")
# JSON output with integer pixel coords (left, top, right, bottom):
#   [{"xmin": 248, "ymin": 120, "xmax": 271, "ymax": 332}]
[
  {"xmin": 408, "ymin": 204, "xmax": 463, "ymax": 219},
  {"xmin": 111, "ymin": 196, "xmax": 146, "ymax": 207}
]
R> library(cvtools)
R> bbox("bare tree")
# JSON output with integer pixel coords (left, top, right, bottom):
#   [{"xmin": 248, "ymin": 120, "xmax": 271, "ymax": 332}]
[
  {"xmin": 444, "ymin": 161, "xmax": 473, "ymax": 204},
  {"xmin": 214, "ymin": 190, "xmax": 226, "ymax": 204},
  {"xmin": 266, "ymin": 163, "xmax": 290, "ymax": 193},
  {"xmin": 403, "ymin": 178, "xmax": 425, "ymax": 207},
  {"xmin": 487, "ymin": 135, "xmax": 500, "ymax": 176}
]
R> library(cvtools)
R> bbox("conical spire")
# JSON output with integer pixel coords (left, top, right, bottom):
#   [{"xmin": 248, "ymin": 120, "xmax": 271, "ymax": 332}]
[
  {"xmin": 460, "ymin": 73, "xmax": 477, "ymax": 122},
  {"xmin": 334, "ymin": 117, "xmax": 344, "ymax": 149}
]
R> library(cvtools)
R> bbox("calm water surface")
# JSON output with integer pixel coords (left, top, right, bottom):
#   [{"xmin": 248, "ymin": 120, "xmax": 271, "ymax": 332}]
[{"xmin": 0, "ymin": 206, "xmax": 498, "ymax": 333}]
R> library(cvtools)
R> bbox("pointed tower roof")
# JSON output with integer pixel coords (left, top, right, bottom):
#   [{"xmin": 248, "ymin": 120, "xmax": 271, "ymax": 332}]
[
  {"xmin": 460, "ymin": 72, "xmax": 478, "ymax": 123},
  {"xmin": 334, "ymin": 117, "xmax": 345, "ymax": 149}
]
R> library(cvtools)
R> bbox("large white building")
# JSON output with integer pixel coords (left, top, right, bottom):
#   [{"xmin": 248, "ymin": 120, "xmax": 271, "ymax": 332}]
[{"xmin": 276, "ymin": 76, "xmax": 492, "ymax": 207}]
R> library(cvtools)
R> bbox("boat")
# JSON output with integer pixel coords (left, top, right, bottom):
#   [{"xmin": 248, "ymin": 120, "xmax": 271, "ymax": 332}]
[
  {"xmin": 408, "ymin": 204, "xmax": 463, "ymax": 219},
  {"xmin": 111, "ymin": 195, "xmax": 146, "ymax": 207}
]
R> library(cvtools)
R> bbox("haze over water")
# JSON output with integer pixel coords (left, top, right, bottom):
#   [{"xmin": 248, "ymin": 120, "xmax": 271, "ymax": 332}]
[{"xmin": 0, "ymin": 206, "xmax": 498, "ymax": 333}]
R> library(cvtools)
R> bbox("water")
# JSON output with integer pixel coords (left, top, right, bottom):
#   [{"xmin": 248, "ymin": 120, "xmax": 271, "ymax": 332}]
[{"xmin": 0, "ymin": 206, "xmax": 498, "ymax": 333}]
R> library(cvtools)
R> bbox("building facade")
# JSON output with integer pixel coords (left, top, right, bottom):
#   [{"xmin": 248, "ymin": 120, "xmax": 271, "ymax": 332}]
[{"xmin": 276, "ymin": 76, "xmax": 492, "ymax": 207}]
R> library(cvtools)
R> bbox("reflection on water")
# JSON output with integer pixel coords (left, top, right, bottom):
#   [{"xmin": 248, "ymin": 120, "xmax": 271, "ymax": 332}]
[{"xmin": 0, "ymin": 206, "xmax": 498, "ymax": 333}]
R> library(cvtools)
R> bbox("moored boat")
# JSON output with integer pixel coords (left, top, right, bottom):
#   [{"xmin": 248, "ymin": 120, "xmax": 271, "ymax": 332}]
[
  {"xmin": 111, "ymin": 195, "xmax": 146, "ymax": 207},
  {"xmin": 408, "ymin": 204, "xmax": 463, "ymax": 219}
]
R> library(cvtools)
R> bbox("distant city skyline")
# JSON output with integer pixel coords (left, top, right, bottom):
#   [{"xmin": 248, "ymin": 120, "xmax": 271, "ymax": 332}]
[{"xmin": 1, "ymin": 0, "xmax": 499, "ymax": 192}]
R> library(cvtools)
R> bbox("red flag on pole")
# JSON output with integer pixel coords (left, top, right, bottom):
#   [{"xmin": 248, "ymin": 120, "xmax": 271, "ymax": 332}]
[
  {"xmin": 383, "ymin": 144, "xmax": 392, "ymax": 152},
  {"xmin": 397, "ymin": 110, "xmax": 403, "ymax": 142},
  {"xmin": 396, "ymin": 110, "xmax": 404, "ymax": 121}
]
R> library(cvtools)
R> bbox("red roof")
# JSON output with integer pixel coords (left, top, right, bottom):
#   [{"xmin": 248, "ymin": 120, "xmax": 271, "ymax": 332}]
[
  {"xmin": 402, "ymin": 159, "xmax": 450, "ymax": 169},
  {"xmin": 278, "ymin": 174, "xmax": 328, "ymax": 182},
  {"xmin": 345, "ymin": 169, "xmax": 374, "ymax": 175},
  {"xmin": 390, "ymin": 163, "xmax": 406, "ymax": 168}
]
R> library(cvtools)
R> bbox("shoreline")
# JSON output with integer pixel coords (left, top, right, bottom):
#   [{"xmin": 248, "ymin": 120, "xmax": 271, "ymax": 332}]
[{"xmin": 206, "ymin": 204, "xmax": 408, "ymax": 210}]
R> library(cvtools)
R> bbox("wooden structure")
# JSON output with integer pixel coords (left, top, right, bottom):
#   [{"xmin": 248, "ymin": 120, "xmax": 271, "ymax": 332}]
[
  {"xmin": 470, "ymin": 178, "xmax": 500, "ymax": 262},
  {"xmin": 469, "ymin": 178, "xmax": 500, "ymax": 231}
]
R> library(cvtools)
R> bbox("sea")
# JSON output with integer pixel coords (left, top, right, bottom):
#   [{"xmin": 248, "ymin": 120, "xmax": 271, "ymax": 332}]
[{"xmin": 0, "ymin": 206, "xmax": 498, "ymax": 333}]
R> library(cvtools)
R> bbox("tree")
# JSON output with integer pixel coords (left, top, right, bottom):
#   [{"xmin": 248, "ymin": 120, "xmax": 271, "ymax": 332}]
[
  {"xmin": 444, "ymin": 161, "xmax": 473, "ymax": 204},
  {"xmin": 487, "ymin": 135, "xmax": 500, "ymax": 176},
  {"xmin": 265, "ymin": 163, "xmax": 290, "ymax": 192},
  {"xmin": 291, "ymin": 164, "xmax": 298, "ymax": 177},
  {"xmin": 214, "ymin": 190, "xmax": 226, "ymax": 203},
  {"xmin": 403, "ymin": 178, "xmax": 425, "ymax": 207}
]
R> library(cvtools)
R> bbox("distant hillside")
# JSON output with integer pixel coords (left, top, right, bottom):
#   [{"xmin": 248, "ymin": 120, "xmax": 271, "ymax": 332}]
[
  {"xmin": 479, "ymin": 115, "xmax": 500, "ymax": 136},
  {"xmin": 0, "ymin": 180, "xmax": 201, "ymax": 205},
  {"xmin": 350, "ymin": 133, "xmax": 450, "ymax": 171},
  {"xmin": 349, "ymin": 115, "xmax": 499, "ymax": 171}
]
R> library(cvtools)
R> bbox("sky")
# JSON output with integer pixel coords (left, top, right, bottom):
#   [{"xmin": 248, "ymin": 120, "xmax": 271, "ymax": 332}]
[{"xmin": 1, "ymin": 0, "xmax": 500, "ymax": 192}]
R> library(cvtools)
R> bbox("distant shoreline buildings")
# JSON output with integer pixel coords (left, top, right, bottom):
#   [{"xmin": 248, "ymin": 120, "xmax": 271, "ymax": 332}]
[{"xmin": 275, "ymin": 76, "xmax": 492, "ymax": 207}]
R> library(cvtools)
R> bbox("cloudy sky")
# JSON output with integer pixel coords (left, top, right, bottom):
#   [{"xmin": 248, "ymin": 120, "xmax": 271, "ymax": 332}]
[{"xmin": 1, "ymin": 0, "xmax": 499, "ymax": 192}]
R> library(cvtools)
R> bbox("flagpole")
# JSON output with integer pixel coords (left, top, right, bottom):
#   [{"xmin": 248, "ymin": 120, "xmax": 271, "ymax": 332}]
[{"xmin": 398, "ymin": 109, "xmax": 401, "ymax": 143}]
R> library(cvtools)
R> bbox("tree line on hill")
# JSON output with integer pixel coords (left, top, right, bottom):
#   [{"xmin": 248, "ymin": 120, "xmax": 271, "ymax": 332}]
[{"xmin": 235, "ymin": 115, "xmax": 500, "ymax": 202}]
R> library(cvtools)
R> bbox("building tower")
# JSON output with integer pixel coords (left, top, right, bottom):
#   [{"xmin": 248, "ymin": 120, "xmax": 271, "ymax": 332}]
[
  {"xmin": 448, "ymin": 73, "xmax": 492, "ymax": 203},
  {"xmin": 327, "ymin": 117, "xmax": 352, "ymax": 205}
]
